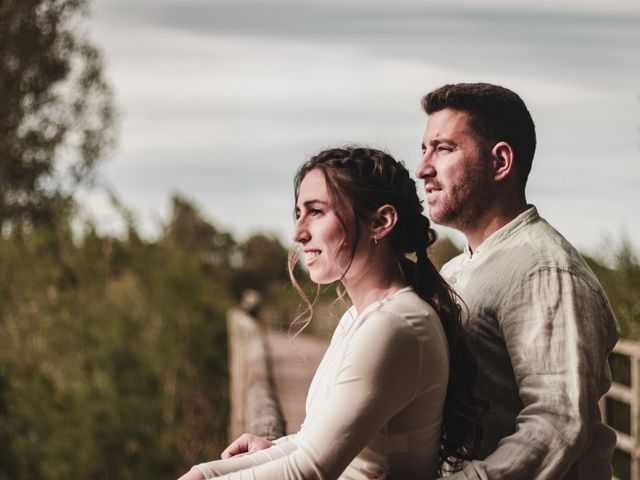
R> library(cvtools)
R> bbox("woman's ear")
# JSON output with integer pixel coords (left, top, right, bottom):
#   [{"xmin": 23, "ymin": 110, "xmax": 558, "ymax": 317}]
[
  {"xmin": 370, "ymin": 204, "xmax": 398, "ymax": 241},
  {"xmin": 492, "ymin": 141, "xmax": 515, "ymax": 182}
]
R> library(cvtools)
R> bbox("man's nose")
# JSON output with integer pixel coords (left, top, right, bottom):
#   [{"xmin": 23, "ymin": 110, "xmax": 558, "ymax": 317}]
[{"xmin": 416, "ymin": 152, "xmax": 435, "ymax": 179}]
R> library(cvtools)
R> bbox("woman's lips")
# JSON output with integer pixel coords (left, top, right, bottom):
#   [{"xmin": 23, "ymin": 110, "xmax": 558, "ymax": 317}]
[{"xmin": 304, "ymin": 249, "xmax": 320, "ymax": 266}]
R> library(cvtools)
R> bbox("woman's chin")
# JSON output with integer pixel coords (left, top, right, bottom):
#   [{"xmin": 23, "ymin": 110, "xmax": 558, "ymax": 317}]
[{"xmin": 309, "ymin": 272, "xmax": 339, "ymax": 285}]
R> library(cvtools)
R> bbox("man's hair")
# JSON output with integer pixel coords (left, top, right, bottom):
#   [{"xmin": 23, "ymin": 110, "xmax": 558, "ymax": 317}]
[{"xmin": 422, "ymin": 83, "xmax": 537, "ymax": 188}]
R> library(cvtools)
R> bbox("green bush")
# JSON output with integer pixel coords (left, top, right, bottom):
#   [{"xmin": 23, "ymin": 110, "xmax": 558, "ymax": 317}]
[{"xmin": 0, "ymin": 198, "xmax": 239, "ymax": 479}]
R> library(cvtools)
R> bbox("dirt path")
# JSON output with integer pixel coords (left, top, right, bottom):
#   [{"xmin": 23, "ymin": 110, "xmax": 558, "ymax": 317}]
[{"xmin": 266, "ymin": 330, "xmax": 328, "ymax": 434}]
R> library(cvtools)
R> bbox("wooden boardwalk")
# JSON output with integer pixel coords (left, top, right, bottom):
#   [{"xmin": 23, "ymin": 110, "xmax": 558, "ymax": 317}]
[{"xmin": 266, "ymin": 330, "xmax": 328, "ymax": 434}]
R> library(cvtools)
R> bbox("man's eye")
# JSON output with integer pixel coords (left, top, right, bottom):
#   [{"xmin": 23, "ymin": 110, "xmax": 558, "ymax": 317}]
[{"xmin": 437, "ymin": 145, "xmax": 452, "ymax": 152}]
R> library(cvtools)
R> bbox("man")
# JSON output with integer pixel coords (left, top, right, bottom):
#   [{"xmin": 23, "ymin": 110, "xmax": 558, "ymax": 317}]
[{"xmin": 416, "ymin": 83, "xmax": 619, "ymax": 479}]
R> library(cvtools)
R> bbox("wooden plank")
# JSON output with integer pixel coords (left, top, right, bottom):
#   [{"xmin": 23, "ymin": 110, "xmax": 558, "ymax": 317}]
[
  {"xmin": 614, "ymin": 340, "xmax": 640, "ymax": 358},
  {"xmin": 609, "ymin": 382, "xmax": 634, "ymax": 404},
  {"xmin": 631, "ymin": 357, "xmax": 640, "ymax": 480},
  {"xmin": 616, "ymin": 430, "xmax": 636, "ymax": 454}
]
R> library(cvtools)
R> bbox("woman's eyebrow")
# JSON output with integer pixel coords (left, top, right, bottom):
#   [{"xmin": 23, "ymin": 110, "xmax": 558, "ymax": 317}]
[{"xmin": 301, "ymin": 200, "xmax": 328, "ymax": 207}]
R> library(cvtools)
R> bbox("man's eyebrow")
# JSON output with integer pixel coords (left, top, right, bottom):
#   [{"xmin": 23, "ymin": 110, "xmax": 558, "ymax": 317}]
[
  {"xmin": 430, "ymin": 137, "xmax": 455, "ymax": 146},
  {"xmin": 422, "ymin": 138, "xmax": 454, "ymax": 150}
]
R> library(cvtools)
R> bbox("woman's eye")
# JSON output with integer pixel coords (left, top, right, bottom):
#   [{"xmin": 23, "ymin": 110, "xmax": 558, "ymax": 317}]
[{"xmin": 310, "ymin": 208, "xmax": 323, "ymax": 216}]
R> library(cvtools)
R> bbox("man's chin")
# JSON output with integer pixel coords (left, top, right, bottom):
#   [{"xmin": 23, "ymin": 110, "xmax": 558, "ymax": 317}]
[{"xmin": 427, "ymin": 208, "xmax": 455, "ymax": 227}]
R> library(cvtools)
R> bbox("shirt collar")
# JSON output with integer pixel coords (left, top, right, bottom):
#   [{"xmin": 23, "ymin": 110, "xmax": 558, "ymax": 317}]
[{"xmin": 464, "ymin": 205, "xmax": 539, "ymax": 260}]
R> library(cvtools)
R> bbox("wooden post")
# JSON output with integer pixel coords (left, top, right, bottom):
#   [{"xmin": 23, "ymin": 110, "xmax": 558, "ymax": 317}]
[{"xmin": 632, "ymin": 352, "xmax": 640, "ymax": 480}]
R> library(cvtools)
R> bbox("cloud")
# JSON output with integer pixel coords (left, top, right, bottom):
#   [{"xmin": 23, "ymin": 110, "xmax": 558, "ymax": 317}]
[{"xmin": 85, "ymin": 0, "xmax": 640, "ymax": 251}]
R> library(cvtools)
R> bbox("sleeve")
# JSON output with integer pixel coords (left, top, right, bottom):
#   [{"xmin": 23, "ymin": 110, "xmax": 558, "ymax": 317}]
[
  {"xmin": 197, "ymin": 311, "xmax": 422, "ymax": 480},
  {"xmin": 196, "ymin": 439, "xmax": 299, "ymax": 478},
  {"xmin": 445, "ymin": 267, "xmax": 619, "ymax": 480}
]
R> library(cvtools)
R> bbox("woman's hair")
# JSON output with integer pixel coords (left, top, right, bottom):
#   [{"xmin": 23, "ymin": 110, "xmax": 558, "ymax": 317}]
[{"xmin": 288, "ymin": 146, "xmax": 482, "ymax": 473}]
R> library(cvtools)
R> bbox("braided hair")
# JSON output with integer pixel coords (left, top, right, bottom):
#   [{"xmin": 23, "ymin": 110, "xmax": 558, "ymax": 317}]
[{"xmin": 288, "ymin": 146, "xmax": 482, "ymax": 472}]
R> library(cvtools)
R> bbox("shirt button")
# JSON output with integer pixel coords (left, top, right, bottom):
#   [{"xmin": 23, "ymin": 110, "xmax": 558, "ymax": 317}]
[{"xmin": 449, "ymin": 277, "xmax": 457, "ymax": 284}]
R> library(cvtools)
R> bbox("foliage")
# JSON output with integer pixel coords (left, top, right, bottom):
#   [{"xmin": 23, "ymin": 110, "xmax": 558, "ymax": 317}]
[
  {"xmin": 235, "ymin": 234, "xmax": 290, "ymax": 294},
  {"xmin": 585, "ymin": 236, "xmax": 640, "ymax": 341},
  {"xmin": 585, "ymin": 239, "xmax": 640, "ymax": 480},
  {"xmin": 428, "ymin": 235, "xmax": 461, "ymax": 271},
  {"xmin": 0, "ymin": 197, "xmax": 267, "ymax": 479},
  {"xmin": 0, "ymin": 0, "xmax": 115, "ymax": 231}
]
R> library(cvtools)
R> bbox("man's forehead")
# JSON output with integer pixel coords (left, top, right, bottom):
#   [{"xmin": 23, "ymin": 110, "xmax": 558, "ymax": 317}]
[{"xmin": 424, "ymin": 109, "xmax": 473, "ymax": 138}]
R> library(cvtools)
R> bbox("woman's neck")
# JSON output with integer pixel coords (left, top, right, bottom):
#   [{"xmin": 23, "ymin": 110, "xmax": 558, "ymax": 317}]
[{"xmin": 342, "ymin": 251, "xmax": 409, "ymax": 314}]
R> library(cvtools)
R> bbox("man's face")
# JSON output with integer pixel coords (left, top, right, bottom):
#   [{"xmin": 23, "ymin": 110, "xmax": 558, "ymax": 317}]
[{"xmin": 416, "ymin": 108, "xmax": 495, "ymax": 231}]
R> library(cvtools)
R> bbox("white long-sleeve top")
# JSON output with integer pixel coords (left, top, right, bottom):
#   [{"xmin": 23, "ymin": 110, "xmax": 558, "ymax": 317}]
[{"xmin": 196, "ymin": 287, "xmax": 450, "ymax": 479}]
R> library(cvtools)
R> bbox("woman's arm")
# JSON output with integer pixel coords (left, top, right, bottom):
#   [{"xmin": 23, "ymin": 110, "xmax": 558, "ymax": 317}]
[
  {"xmin": 178, "ymin": 466, "xmax": 205, "ymax": 480},
  {"xmin": 221, "ymin": 434, "xmax": 275, "ymax": 459},
  {"xmin": 176, "ymin": 435, "xmax": 276, "ymax": 479},
  {"xmin": 193, "ymin": 310, "xmax": 432, "ymax": 479}
]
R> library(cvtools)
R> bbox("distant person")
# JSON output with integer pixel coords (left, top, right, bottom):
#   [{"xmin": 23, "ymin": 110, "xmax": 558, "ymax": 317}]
[
  {"xmin": 416, "ymin": 82, "xmax": 619, "ymax": 479},
  {"xmin": 178, "ymin": 147, "xmax": 481, "ymax": 479}
]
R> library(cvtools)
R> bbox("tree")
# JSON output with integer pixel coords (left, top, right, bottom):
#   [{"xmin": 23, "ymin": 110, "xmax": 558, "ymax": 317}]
[
  {"xmin": 239, "ymin": 234, "xmax": 290, "ymax": 291},
  {"xmin": 0, "ymin": 0, "xmax": 115, "ymax": 231},
  {"xmin": 163, "ymin": 195, "xmax": 238, "ymax": 266}
]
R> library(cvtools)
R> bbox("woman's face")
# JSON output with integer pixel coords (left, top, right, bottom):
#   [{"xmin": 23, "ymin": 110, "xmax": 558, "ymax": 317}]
[{"xmin": 292, "ymin": 169, "xmax": 354, "ymax": 284}]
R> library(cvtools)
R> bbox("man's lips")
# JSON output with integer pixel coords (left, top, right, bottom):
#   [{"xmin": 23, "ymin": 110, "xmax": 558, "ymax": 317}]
[{"xmin": 425, "ymin": 184, "xmax": 442, "ymax": 194}]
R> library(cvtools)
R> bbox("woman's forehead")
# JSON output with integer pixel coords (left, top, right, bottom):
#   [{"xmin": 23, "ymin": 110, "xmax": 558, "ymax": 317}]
[{"xmin": 297, "ymin": 169, "xmax": 329, "ymax": 201}]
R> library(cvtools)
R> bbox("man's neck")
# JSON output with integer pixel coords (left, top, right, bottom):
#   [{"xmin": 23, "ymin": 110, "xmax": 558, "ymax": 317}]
[{"xmin": 464, "ymin": 197, "xmax": 529, "ymax": 253}]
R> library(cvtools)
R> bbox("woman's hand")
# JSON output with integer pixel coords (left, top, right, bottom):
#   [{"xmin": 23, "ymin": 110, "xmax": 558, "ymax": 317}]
[
  {"xmin": 221, "ymin": 433, "xmax": 274, "ymax": 459},
  {"xmin": 177, "ymin": 466, "xmax": 205, "ymax": 480}
]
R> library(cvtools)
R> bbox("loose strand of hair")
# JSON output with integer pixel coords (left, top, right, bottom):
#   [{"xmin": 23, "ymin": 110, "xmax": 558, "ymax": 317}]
[{"xmin": 287, "ymin": 248, "xmax": 318, "ymax": 340}]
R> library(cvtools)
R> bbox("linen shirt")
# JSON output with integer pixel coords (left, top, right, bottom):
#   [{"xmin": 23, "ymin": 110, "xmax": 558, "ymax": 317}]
[
  {"xmin": 441, "ymin": 206, "xmax": 619, "ymax": 480},
  {"xmin": 196, "ymin": 288, "xmax": 450, "ymax": 479}
]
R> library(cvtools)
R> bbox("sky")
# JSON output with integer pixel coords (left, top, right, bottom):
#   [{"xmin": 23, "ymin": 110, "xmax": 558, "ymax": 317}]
[{"xmin": 82, "ymin": 0, "xmax": 640, "ymax": 256}]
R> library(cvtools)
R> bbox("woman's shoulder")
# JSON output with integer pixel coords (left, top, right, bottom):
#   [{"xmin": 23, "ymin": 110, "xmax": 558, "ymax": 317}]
[
  {"xmin": 377, "ymin": 288, "xmax": 438, "ymax": 321},
  {"xmin": 359, "ymin": 289, "xmax": 442, "ymax": 342}
]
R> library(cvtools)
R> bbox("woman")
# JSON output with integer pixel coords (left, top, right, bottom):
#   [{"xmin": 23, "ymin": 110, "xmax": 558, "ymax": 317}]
[{"xmin": 179, "ymin": 147, "xmax": 480, "ymax": 480}]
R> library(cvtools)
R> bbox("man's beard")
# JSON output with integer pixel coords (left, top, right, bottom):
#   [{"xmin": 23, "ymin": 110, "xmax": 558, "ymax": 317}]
[{"xmin": 429, "ymin": 164, "xmax": 494, "ymax": 232}]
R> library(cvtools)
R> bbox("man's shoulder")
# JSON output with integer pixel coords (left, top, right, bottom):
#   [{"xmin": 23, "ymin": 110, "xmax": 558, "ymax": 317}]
[
  {"xmin": 440, "ymin": 251, "xmax": 466, "ymax": 278},
  {"xmin": 512, "ymin": 214, "xmax": 593, "ymax": 274},
  {"xmin": 481, "ymin": 213, "xmax": 608, "ymax": 300},
  {"xmin": 440, "ymin": 212, "xmax": 601, "ymax": 291}
]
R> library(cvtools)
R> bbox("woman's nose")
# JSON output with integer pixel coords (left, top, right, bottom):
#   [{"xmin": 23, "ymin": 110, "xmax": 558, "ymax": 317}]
[{"xmin": 292, "ymin": 219, "xmax": 310, "ymax": 244}]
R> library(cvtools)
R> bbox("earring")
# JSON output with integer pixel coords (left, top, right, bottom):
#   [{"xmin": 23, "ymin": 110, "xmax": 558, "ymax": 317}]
[{"xmin": 373, "ymin": 237, "xmax": 378, "ymax": 245}]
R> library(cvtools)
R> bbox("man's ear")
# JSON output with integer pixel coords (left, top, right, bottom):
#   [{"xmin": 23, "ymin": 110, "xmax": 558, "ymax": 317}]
[
  {"xmin": 492, "ymin": 141, "xmax": 515, "ymax": 182},
  {"xmin": 370, "ymin": 204, "xmax": 398, "ymax": 241}
]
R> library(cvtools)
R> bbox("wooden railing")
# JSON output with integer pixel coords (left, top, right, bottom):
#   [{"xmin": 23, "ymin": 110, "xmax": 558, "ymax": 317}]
[
  {"xmin": 227, "ymin": 306, "xmax": 285, "ymax": 441},
  {"xmin": 602, "ymin": 340, "xmax": 640, "ymax": 480}
]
